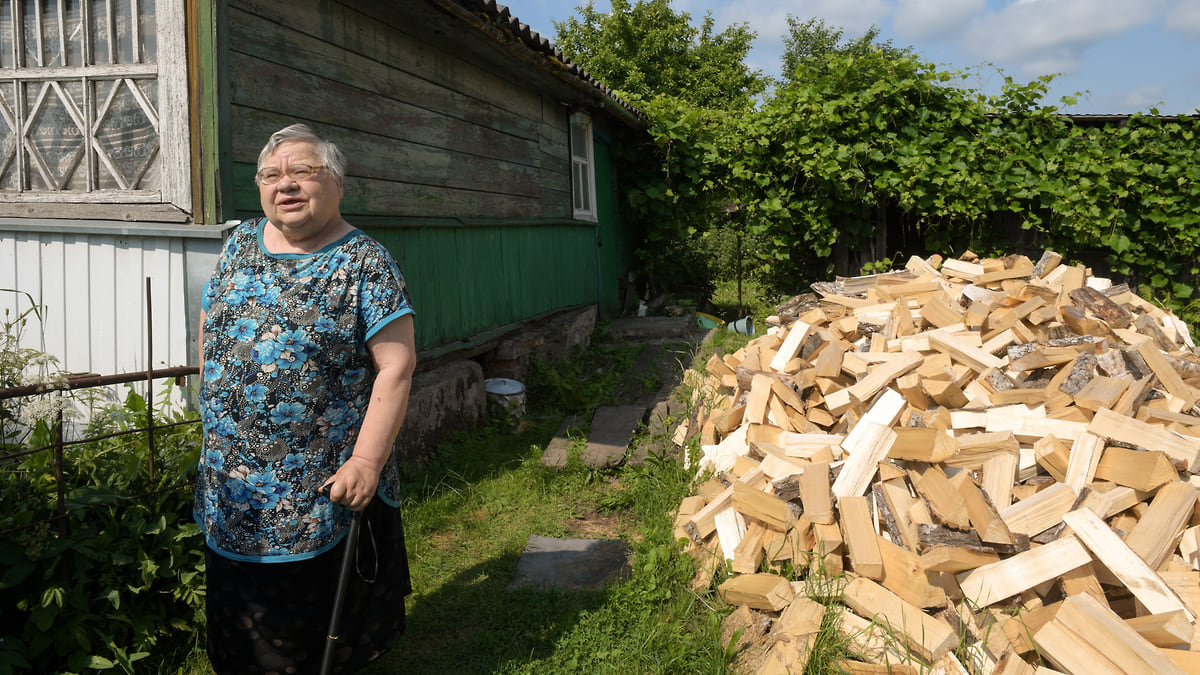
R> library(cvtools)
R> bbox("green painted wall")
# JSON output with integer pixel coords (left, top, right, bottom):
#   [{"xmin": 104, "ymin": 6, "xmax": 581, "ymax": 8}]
[
  {"xmin": 592, "ymin": 138, "xmax": 639, "ymax": 318},
  {"xmin": 364, "ymin": 222, "xmax": 599, "ymax": 352}
]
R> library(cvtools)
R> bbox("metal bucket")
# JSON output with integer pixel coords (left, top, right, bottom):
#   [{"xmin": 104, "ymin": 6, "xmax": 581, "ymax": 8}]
[
  {"xmin": 726, "ymin": 316, "xmax": 755, "ymax": 336},
  {"xmin": 484, "ymin": 377, "xmax": 526, "ymax": 419}
]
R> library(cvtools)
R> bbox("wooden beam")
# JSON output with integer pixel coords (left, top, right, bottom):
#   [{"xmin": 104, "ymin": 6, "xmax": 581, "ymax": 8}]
[
  {"xmin": 999, "ymin": 482, "xmax": 1077, "ymax": 537},
  {"xmin": 1061, "ymin": 509, "xmax": 1194, "ymax": 620},
  {"xmin": 718, "ymin": 573, "xmax": 795, "ymax": 611},
  {"xmin": 839, "ymin": 495, "xmax": 883, "ymax": 580},
  {"xmin": 1063, "ymin": 431, "xmax": 1106, "ymax": 494},
  {"xmin": 745, "ymin": 373, "xmax": 775, "ymax": 426},
  {"xmin": 986, "ymin": 404, "xmax": 1087, "ymax": 444},
  {"xmin": 1123, "ymin": 481, "xmax": 1198, "ymax": 571},
  {"xmin": 769, "ymin": 320, "xmax": 813, "ymax": 372},
  {"xmin": 732, "ymin": 479, "xmax": 796, "ymax": 532},
  {"xmin": 1031, "ymin": 613, "xmax": 1126, "ymax": 675},
  {"xmin": 958, "ymin": 474, "xmax": 1016, "ymax": 545},
  {"xmin": 798, "ymin": 462, "xmax": 833, "ymax": 525},
  {"xmin": 878, "ymin": 477, "xmax": 920, "ymax": 551},
  {"xmin": 841, "ymin": 576, "xmax": 958, "ymax": 662},
  {"xmin": 1124, "ymin": 610, "xmax": 1194, "ymax": 648},
  {"xmin": 843, "ymin": 350, "xmax": 923, "ymax": 407},
  {"xmin": 731, "ymin": 520, "xmax": 768, "ymax": 574},
  {"xmin": 888, "ymin": 426, "xmax": 958, "ymax": 463},
  {"xmin": 1094, "ymin": 446, "xmax": 1179, "ymax": 492},
  {"xmin": 831, "ymin": 390, "xmax": 905, "ymax": 498},
  {"xmin": 1049, "ymin": 592, "xmax": 1186, "ymax": 675},
  {"xmin": 1134, "ymin": 339, "xmax": 1198, "ymax": 409},
  {"xmin": 928, "ymin": 332, "xmax": 1007, "ymax": 372},
  {"xmin": 956, "ymin": 535, "xmax": 1092, "ymax": 607},
  {"xmin": 877, "ymin": 536, "xmax": 947, "ymax": 608},
  {"xmin": 1034, "ymin": 435, "xmax": 1069, "ymax": 482},
  {"xmin": 1089, "ymin": 407, "xmax": 1200, "ymax": 473},
  {"xmin": 1073, "ymin": 375, "xmax": 1129, "ymax": 412},
  {"xmin": 913, "ymin": 465, "xmax": 971, "ymax": 530}
]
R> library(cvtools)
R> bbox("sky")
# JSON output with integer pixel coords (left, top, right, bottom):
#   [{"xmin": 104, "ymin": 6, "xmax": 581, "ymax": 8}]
[{"xmin": 511, "ymin": 0, "xmax": 1200, "ymax": 115}]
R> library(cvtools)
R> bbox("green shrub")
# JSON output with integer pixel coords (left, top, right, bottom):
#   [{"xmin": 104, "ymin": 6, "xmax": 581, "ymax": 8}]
[{"xmin": 0, "ymin": 299, "xmax": 205, "ymax": 674}]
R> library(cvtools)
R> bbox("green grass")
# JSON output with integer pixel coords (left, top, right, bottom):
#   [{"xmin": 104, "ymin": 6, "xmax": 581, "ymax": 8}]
[
  {"xmin": 707, "ymin": 278, "xmax": 782, "ymax": 329},
  {"xmin": 359, "ymin": 339, "xmax": 735, "ymax": 674}
]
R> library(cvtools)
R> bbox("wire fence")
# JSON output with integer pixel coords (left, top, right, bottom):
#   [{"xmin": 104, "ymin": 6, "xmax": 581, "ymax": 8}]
[
  {"xmin": 2, "ymin": 276, "xmax": 200, "ymax": 537},
  {"xmin": 0, "ymin": 365, "xmax": 200, "ymax": 537}
]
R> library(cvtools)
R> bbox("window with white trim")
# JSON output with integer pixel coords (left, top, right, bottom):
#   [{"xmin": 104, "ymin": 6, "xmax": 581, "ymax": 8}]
[
  {"xmin": 0, "ymin": 0, "xmax": 190, "ymax": 214},
  {"xmin": 569, "ymin": 110, "xmax": 597, "ymax": 221}
]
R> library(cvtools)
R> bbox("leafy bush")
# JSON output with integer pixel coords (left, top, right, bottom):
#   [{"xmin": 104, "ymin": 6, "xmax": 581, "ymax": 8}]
[
  {"xmin": 618, "ymin": 50, "xmax": 1200, "ymax": 331},
  {"xmin": 0, "ymin": 330, "xmax": 204, "ymax": 673}
]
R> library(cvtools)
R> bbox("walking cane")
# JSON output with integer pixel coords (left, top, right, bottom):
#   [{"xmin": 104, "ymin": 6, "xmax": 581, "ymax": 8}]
[{"xmin": 321, "ymin": 508, "xmax": 363, "ymax": 675}]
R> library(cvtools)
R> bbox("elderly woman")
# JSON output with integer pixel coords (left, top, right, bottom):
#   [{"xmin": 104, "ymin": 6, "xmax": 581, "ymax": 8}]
[{"xmin": 195, "ymin": 123, "xmax": 416, "ymax": 674}]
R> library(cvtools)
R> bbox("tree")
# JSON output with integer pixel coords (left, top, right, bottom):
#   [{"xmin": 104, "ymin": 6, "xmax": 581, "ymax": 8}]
[
  {"xmin": 553, "ymin": 0, "xmax": 765, "ymax": 109},
  {"xmin": 780, "ymin": 16, "xmax": 900, "ymax": 82}
]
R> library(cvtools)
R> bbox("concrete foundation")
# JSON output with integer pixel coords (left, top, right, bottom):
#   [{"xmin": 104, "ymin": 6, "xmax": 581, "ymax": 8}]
[
  {"xmin": 394, "ymin": 304, "xmax": 598, "ymax": 469},
  {"xmin": 477, "ymin": 305, "xmax": 597, "ymax": 381},
  {"xmin": 393, "ymin": 359, "xmax": 485, "ymax": 470}
]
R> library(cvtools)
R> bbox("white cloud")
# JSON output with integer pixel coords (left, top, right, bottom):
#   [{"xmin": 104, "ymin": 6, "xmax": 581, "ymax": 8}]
[
  {"xmin": 1113, "ymin": 83, "xmax": 1170, "ymax": 111},
  {"xmin": 805, "ymin": 0, "xmax": 894, "ymax": 34},
  {"xmin": 959, "ymin": 0, "xmax": 1163, "ymax": 76},
  {"xmin": 701, "ymin": 0, "xmax": 892, "ymax": 45},
  {"xmin": 692, "ymin": 0, "xmax": 893, "ymax": 77},
  {"xmin": 893, "ymin": 0, "xmax": 986, "ymax": 41},
  {"xmin": 1167, "ymin": 0, "xmax": 1200, "ymax": 36}
]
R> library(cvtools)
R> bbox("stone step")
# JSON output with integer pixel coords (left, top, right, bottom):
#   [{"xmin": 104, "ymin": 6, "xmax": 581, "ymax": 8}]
[
  {"xmin": 507, "ymin": 534, "xmax": 632, "ymax": 591},
  {"xmin": 541, "ymin": 413, "xmax": 585, "ymax": 468},
  {"xmin": 582, "ymin": 405, "xmax": 647, "ymax": 468}
]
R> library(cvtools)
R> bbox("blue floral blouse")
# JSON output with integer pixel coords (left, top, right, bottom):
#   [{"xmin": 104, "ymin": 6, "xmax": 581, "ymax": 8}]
[{"xmin": 195, "ymin": 218, "xmax": 414, "ymax": 562}]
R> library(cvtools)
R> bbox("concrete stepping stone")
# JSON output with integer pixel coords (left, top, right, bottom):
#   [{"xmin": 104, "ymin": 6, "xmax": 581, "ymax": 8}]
[
  {"xmin": 541, "ymin": 413, "xmax": 586, "ymax": 468},
  {"xmin": 607, "ymin": 316, "xmax": 695, "ymax": 341},
  {"xmin": 629, "ymin": 379, "xmax": 687, "ymax": 466},
  {"xmin": 507, "ymin": 534, "xmax": 632, "ymax": 591},
  {"xmin": 583, "ymin": 405, "xmax": 646, "ymax": 468}
]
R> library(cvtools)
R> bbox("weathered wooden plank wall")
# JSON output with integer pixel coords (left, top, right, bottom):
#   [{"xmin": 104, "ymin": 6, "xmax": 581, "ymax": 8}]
[
  {"xmin": 220, "ymin": 0, "xmax": 602, "ymax": 350},
  {"xmin": 224, "ymin": 1, "xmax": 571, "ymax": 220}
]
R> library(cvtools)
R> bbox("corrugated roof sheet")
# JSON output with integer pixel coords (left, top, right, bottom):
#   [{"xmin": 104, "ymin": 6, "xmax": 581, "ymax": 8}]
[{"xmin": 443, "ymin": 0, "xmax": 647, "ymax": 124}]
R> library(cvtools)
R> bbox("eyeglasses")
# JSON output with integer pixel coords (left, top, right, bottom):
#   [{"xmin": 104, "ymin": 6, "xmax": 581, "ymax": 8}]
[{"xmin": 255, "ymin": 164, "xmax": 325, "ymax": 185}]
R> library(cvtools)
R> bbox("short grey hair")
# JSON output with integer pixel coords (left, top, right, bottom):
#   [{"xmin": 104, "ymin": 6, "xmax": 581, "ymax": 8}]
[{"xmin": 256, "ymin": 123, "xmax": 347, "ymax": 182}]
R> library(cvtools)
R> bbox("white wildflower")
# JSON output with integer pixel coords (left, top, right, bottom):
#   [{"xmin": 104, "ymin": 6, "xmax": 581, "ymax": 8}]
[
  {"xmin": 20, "ymin": 395, "xmax": 80, "ymax": 425},
  {"xmin": 18, "ymin": 370, "xmax": 67, "ymax": 389}
]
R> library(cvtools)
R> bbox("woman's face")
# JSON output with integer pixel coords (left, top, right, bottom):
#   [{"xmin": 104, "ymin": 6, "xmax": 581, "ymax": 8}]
[{"xmin": 258, "ymin": 140, "xmax": 343, "ymax": 242}]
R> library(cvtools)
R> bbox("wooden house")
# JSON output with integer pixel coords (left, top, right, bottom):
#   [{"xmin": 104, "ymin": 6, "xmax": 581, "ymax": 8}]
[{"xmin": 0, "ymin": 0, "xmax": 647, "ymax": 397}]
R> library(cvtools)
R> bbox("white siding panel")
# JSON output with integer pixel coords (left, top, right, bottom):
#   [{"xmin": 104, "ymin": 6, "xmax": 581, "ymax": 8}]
[
  {"xmin": 144, "ymin": 237, "xmax": 177, "ymax": 368},
  {"xmin": 14, "ymin": 235, "xmax": 43, "ymax": 351},
  {"xmin": 90, "ymin": 236, "xmax": 119, "ymax": 374},
  {"xmin": 38, "ymin": 238, "xmax": 67, "ymax": 360},
  {"xmin": 167, "ymin": 238, "xmax": 190, "ymax": 368},
  {"xmin": 113, "ymin": 238, "xmax": 145, "ymax": 373},
  {"xmin": 0, "ymin": 235, "xmax": 16, "ymax": 320},
  {"xmin": 62, "ymin": 235, "xmax": 93, "ymax": 371}
]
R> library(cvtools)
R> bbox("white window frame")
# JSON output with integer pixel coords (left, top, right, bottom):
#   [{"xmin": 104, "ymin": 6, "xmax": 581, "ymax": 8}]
[
  {"xmin": 0, "ymin": 0, "xmax": 190, "ymax": 218},
  {"xmin": 569, "ymin": 110, "xmax": 597, "ymax": 222}
]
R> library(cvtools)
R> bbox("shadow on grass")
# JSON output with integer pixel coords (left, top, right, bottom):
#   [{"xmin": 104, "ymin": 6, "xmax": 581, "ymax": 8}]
[
  {"xmin": 365, "ymin": 551, "xmax": 611, "ymax": 674},
  {"xmin": 360, "ymin": 337, "xmax": 706, "ymax": 674}
]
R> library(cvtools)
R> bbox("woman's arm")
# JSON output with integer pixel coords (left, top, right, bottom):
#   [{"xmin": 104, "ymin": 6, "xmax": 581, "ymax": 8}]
[{"xmin": 323, "ymin": 314, "xmax": 416, "ymax": 510}]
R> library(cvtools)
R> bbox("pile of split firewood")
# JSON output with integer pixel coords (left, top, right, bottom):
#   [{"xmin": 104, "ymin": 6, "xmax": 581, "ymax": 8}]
[{"xmin": 672, "ymin": 250, "xmax": 1200, "ymax": 674}]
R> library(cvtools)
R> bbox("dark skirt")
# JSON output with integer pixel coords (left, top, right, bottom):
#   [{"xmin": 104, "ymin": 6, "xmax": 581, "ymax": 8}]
[{"xmin": 205, "ymin": 499, "xmax": 411, "ymax": 675}]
